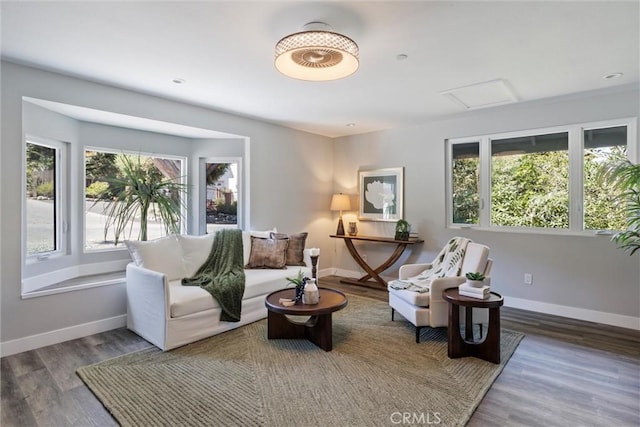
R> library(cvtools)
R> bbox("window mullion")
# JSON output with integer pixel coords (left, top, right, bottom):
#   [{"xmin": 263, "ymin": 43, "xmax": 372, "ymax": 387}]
[
  {"xmin": 479, "ymin": 136, "xmax": 491, "ymax": 227},
  {"xmin": 568, "ymin": 127, "xmax": 583, "ymax": 232}
]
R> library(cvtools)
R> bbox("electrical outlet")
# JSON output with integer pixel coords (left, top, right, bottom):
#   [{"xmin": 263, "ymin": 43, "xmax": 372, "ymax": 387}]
[{"xmin": 524, "ymin": 273, "xmax": 533, "ymax": 285}]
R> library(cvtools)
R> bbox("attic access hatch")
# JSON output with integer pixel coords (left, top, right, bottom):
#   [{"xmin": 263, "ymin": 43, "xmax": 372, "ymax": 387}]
[{"xmin": 441, "ymin": 79, "xmax": 519, "ymax": 110}]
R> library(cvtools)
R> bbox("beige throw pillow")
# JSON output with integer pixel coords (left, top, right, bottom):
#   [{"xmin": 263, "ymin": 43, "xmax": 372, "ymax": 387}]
[
  {"xmin": 246, "ymin": 237, "xmax": 288, "ymax": 269},
  {"xmin": 270, "ymin": 232, "xmax": 308, "ymax": 266}
]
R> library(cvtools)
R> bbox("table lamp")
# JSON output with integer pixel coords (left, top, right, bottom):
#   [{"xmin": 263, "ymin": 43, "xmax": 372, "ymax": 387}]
[{"xmin": 330, "ymin": 193, "xmax": 351, "ymax": 235}]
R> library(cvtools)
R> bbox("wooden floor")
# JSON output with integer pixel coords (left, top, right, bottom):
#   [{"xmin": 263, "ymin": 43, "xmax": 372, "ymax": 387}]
[{"xmin": 2, "ymin": 276, "xmax": 639, "ymax": 426}]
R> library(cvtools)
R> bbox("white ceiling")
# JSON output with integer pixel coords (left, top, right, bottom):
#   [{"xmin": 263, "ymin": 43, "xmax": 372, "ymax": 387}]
[{"xmin": 2, "ymin": 1, "xmax": 638, "ymax": 138}]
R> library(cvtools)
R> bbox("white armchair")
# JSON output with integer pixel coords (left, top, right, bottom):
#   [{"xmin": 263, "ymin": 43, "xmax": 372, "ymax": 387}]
[{"xmin": 388, "ymin": 241, "xmax": 492, "ymax": 343}]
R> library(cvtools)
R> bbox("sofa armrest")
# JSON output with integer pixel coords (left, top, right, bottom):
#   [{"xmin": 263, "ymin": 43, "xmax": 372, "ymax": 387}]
[
  {"xmin": 399, "ymin": 263, "xmax": 432, "ymax": 280},
  {"xmin": 126, "ymin": 263, "xmax": 170, "ymax": 350}
]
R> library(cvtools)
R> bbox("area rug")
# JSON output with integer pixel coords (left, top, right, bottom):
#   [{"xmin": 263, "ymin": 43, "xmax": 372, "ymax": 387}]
[{"xmin": 77, "ymin": 295, "xmax": 523, "ymax": 427}]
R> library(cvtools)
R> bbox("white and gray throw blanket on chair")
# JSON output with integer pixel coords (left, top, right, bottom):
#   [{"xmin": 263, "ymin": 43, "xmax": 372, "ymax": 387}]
[{"xmin": 389, "ymin": 237, "xmax": 470, "ymax": 293}]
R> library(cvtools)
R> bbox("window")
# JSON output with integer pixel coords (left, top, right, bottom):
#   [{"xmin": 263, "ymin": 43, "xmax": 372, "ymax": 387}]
[
  {"xmin": 84, "ymin": 149, "xmax": 186, "ymax": 251},
  {"xmin": 447, "ymin": 119, "xmax": 636, "ymax": 233},
  {"xmin": 583, "ymin": 126, "xmax": 627, "ymax": 230},
  {"xmin": 451, "ymin": 142, "xmax": 480, "ymax": 225},
  {"xmin": 491, "ymin": 132, "xmax": 569, "ymax": 228},
  {"xmin": 201, "ymin": 159, "xmax": 242, "ymax": 234},
  {"xmin": 25, "ymin": 138, "xmax": 67, "ymax": 258}
]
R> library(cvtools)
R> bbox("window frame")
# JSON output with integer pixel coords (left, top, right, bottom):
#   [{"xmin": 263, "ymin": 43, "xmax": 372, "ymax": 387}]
[
  {"xmin": 83, "ymin": 146, "xmax": 189, "ymax": 253},
  {"xmin": 446, "ymin": 117, "xmax": 637, "ymax": 235},
  {"xmin": 198, "ymin": 156, "xmax": 244, "ymax": 234},
  {"xmin": 23, "ymin": 136, "xmax": 69, "ymax": 263}
]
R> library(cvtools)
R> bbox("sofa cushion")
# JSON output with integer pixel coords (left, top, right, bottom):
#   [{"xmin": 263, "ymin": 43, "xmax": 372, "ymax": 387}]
[
  {"xmin": 246, "ymin": 237, "xmax": 288, "ymax": 269},
  {"xmin": 270, "ymin": 232, "xmax": 308, "ymax": 266},
  {"xmin": 242, "ymin": 228, "xmax": 277, "ymax": 265},
  {"xmin": 178, "ymin": 234, "xmax": 216, "ymax": 277},
  {"xmin": 169, "ymin": 279, "xmax": 219, "ymax": 318},
  {"xmin": 169, "ymin": 267, "xmax": 304, "ymax": 318},
  {"xmin": 125, "ymin": 235, "xmax": 186, "ymax": 281}
]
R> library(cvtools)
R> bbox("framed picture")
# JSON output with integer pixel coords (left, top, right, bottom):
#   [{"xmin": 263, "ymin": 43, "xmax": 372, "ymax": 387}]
[{"xmin": 358, "ymin": 167, "xmax": 404, "ymax": 221}]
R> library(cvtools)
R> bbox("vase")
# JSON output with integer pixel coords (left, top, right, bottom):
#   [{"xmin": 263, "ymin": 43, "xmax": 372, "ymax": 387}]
[
  {"xmin": 348, "ymin": 222, "xmax": 358, "ymax": 236},
  {"xmin": 295, "ymin": 286, "xmax": 304, "ymax": 303}
]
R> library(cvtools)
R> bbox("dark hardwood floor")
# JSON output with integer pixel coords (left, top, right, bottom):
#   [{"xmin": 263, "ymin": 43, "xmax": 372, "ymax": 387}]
[{"xmin": 2, "ymin": 276, "xmax": 639, "ymax": 426}]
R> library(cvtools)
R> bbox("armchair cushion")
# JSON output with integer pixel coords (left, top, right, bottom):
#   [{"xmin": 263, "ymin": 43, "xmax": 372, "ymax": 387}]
[{"xmin": 390, "ymin": 288, "xmax": 431, "ymax": 307}]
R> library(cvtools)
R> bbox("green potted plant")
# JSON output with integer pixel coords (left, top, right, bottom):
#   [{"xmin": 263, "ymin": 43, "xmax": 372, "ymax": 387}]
[
  {"xmin": 286, "ymin": 270, "xmax": 309, "ymax": 303},
  {"xmin": 465, "ymin": 271, "xmax": 486, "ymax": 288},
  {"xmin": 598, "ymin": 157, "xmax": 640, "ymax": 255},
  {"xmin": 395, "ymin": 219, "xmax": 411, "ymax": 241},
  {"xmin": 98, "ymin": 154, "xmax": 187, "ymax": 244}
]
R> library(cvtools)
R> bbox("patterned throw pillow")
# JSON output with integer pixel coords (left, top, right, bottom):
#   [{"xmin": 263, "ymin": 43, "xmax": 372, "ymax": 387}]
[
  {"xmin": 270, "ymin": 232, "xmax": 308, "ymax": 266},
  {"xmin": 245, "ymin": 237, "xmax": 289, "ymax": 269}
]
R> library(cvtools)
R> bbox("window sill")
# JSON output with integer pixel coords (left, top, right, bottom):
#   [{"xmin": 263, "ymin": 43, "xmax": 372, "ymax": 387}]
[
  {"xmin": 21, "ymin": 271, "xmax": 125, "ymax": 299},
  {"xmin": 448, "ymin": 225, "xmax": 618, "ymax": 238}
]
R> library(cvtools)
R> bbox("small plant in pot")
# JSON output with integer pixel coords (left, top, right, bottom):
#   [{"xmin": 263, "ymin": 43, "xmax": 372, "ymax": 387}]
[
  {"xmin": 395, "ymin": 219, "xmax": 411, "ymax": 241},
  {"xmin": 465, "ymin": 272, "xmax": 486, "ymax": 288},
  {"xmin": 286, "ymin": 270, "xmax": 309, "ymax": 303}
]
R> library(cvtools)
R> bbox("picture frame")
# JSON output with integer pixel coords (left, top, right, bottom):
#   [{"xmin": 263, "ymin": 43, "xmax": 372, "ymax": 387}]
[{"xmin": 358, "ymin": 167, "xmax": 404, "ymax": 221}]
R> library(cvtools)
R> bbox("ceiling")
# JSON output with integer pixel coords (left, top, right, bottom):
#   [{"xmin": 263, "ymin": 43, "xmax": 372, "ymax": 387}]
[{"xmin": 1, "ymin": 1, "xmax": 638, "ymax": 138}]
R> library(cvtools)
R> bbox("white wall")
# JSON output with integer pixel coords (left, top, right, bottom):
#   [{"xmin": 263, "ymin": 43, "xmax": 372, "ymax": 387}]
[
  {"xmin": 1, "ymin": 61, "xmax": 335, "ymax": 352},
  {"xmin": 332, "ymin": 86, "xmax": 640, "ymax": 328}
]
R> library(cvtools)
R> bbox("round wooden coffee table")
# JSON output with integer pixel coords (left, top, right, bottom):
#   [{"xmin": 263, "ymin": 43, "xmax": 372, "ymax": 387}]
[
  {"xmin": 443, "ymin": 288, "xmax": 504, "ymax": 364},
  {"xmin": 265, "ymin": 287, "xmax": 348, "ymax": 351}
]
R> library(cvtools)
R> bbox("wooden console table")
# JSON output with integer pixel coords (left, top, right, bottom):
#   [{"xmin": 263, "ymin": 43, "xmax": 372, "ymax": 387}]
[{"xmin": 330, "ymin": 234, "xmax": 424, "ymax": 289}]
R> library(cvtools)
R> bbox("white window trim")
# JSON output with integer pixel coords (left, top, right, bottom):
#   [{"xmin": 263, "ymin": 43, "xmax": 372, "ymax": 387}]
[
  {"xmin": 23, "ymin": 135, "xmax": 69, "ymax": 264},
  {"xmin": 198, "ymin": 157, "xmax": 244, "ymax": 234},
  {"xmin": 446, "ymin": 117, "xmax": 637, "ymax": 235},
  {"xmin": 83, "ymin": 146, "xmax": 188, "ymax": 253}
]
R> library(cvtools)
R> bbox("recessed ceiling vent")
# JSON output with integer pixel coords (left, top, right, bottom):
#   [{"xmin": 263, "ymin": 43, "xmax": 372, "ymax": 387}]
[{"xmin": 441, "ymin": 79, "xmax": 518, "ymax": 109}]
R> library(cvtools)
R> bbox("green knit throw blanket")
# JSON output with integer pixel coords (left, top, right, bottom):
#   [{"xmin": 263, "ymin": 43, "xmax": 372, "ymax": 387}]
[{"xmin": 181, "ymin": 229, "xmax": 245, "ymax": 322}]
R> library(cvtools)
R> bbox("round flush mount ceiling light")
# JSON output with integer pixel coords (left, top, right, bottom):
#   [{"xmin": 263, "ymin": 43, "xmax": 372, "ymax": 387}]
[
  {"xmin": 172, "ymin": 78, "xmax": 186, "ymax": 84},
  {"xmin": 275, "ymin": 22, "xmax": 359, "ymax": 81},
  {"xmin": 602, "ymin": 72, "xmax": 623, "ymax": 80}
]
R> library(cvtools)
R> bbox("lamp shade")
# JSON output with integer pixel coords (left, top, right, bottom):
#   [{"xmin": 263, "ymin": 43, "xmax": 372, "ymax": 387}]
[
  {"xmin": 330, "ymin": 194, "xmax": 351, "ymax": 212},
  {"xmin": 275, "ymin": 22, "xmax": 359, "ymax": 81}
]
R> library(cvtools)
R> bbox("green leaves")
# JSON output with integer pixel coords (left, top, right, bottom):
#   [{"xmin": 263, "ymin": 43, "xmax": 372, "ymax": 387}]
[
  {"xmin": 598, "ymin": 156, "xmax": 640, "ymax": 255},
  {"xmin": 465, "ymin": 272, "xmax": 486, "ymax": 281}
]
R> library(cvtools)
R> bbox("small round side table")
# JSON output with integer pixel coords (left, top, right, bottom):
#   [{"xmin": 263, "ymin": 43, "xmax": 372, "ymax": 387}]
[{"xmin": 443, "ymin": 288, "xmax": 504, "ymax": 364}]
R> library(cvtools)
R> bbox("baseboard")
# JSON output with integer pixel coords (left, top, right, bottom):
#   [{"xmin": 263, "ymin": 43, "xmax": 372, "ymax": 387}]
[
  {"xmin": 505, "ymin": 296, "xmax": 640, "ymax": 331},
  {"xmin": 1, "ymin": 314, "xmax": 127, "ymax": 357}
]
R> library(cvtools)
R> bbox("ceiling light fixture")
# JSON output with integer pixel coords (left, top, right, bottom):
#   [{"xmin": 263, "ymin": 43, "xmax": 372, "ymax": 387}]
[
  {"xmin": 275, "ymin": 22, "xmax": 359, "ymax": 81},
  {"xmin": 172, "ymin": 78, "xmax": 185, "ymax": 84}
]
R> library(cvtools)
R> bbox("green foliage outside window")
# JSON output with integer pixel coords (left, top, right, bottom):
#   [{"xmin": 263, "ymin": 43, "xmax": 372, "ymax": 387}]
[
  {"xmin": 492, "ymin": 151, "xmax": 569, "ymax": 228},
  {"xmin": 452, "ymin": 157, "xmax": 479, "ymax": 224}
]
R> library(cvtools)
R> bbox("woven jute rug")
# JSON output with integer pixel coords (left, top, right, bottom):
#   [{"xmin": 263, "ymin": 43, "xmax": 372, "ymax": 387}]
[{"xmin": 77, "ymin": 295, "xmax": 523, "ymax": 427}]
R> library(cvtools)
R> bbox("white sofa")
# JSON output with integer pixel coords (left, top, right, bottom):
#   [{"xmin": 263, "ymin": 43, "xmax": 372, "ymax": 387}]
[{"xmin": 125, "ymin": 231, "xmax": 312, "ymax": 351}]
